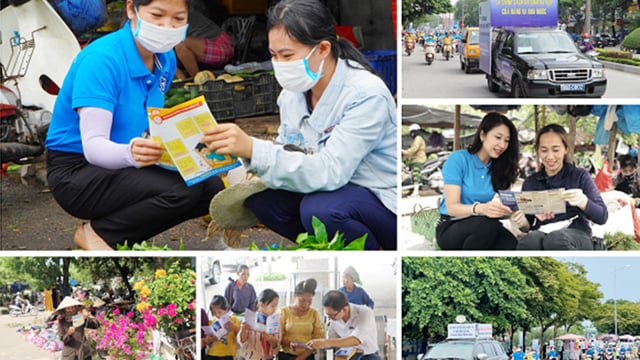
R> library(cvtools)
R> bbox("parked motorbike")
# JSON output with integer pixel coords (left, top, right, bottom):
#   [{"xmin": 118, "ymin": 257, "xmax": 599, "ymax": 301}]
[
  {"xmin": 9, "ymin": 301, "xmax": 38, "ymax": 316},
  {"xmin": 1, "ymin": 0, "xmax": 78, "ymax": 166},
  {"xmin": 518, "ymin": 154, "xmax": 537, "ymax": 179},
  {"xmin": 424, "ymin": 43, "xmax": 436, "ymax": 65},
  {"xmin": 401, "ymin": 152, "xmax": 449, "ymax": 197},
  {"xmin": 405, "ymin": 37, "xmax": 415, "ymax": 56}
]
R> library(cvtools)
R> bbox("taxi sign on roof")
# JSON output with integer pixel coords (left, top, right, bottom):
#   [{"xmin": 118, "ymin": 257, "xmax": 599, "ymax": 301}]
[{"xmin": 448, "ymin": 323, "xmax": 493, "ymax": 339}]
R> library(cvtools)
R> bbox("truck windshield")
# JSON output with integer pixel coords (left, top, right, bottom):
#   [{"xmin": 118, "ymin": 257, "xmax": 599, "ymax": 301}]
[
  {"xmin": 516, "ymin": 31, "xmax": 577, "ymax": 54},
  {"xmin": 425, "ymin": 342, "xmax": 473, "ymax": 360}
]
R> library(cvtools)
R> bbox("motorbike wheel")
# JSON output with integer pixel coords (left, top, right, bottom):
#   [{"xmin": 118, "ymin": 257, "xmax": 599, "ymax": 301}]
[{"xmin": 9, "ymin": 310, "xmax": 19, "ymax": 317}]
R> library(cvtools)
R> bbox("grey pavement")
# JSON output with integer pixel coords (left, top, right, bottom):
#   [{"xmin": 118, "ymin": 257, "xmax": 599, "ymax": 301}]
[{"xmin": 0, "ymin": 311, "xmax": 58, "ymax": 360}]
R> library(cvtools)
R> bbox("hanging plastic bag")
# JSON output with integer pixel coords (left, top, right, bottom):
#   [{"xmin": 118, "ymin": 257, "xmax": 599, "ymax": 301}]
[
  {"xmin": 616, "ymin": 139, "xmax": 630, "ymax": 155},
  {"xmin": 594, "ymin": 159, "xmax": 613, "ymax": 192},
  {"xmin": 50, "ymin": 0, "xmax": 107, "ymax": 35}
]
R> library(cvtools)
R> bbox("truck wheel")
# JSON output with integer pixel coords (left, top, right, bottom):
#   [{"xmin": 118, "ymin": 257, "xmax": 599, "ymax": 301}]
[
  {"xmin": 487, "ymin": 75, "xmax": 499, "ymax": 92},
  {"xmin": 465, "ymin": 61, "xmax": 471, "ymax": 74},
  {"xmin": 511, "ymin": 78, "xmax": 526, "ymax": 98}
]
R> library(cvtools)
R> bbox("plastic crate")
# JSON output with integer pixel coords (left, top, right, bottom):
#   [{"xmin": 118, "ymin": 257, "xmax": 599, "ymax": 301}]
[
  {"xmin": 362, "ymin": 50, "xmax": 397, "ymax": 95},
  {"xmin": 200, "ymin": 72, "xmax": 280, "ymax": 122}
]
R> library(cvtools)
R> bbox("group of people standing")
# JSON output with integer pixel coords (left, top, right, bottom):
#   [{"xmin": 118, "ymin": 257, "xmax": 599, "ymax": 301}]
[
  {"xmin": 432, "ymin": 112, "xmax": 608, "ymax": 250},
  {"xmin": 203, "ymin": 266, "xmax": 378, "ymax": 360}
]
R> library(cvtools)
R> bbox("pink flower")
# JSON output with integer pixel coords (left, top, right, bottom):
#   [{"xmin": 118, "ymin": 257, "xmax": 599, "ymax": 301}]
[
  {"xmin": 166, "ymin": 303, "xmax": 178, "ymax": 317},
  {"xmin": 112, "ymin": 308, "xmax": 120, "ymax": 316},
  {"xmin": 188, "ymin": 303, "xmax": 194, "ymax": 310}
]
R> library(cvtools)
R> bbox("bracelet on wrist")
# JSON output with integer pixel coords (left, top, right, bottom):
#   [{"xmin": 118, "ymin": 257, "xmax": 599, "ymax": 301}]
[{"xmin": 471, "ymin": 202, "xmax": 480, "ymax": 216}]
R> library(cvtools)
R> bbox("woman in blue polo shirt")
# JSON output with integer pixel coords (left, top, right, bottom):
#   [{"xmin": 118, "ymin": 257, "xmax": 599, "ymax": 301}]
[
  {"xmin": 515, "ymin": 124, "xmax": 608, "ymax": 250},
  {"xmin": 198, "ymin": 0, "xmax": 397, "ymax": 250},
  {"xmin": 436, "ymin": 112, "xmax": 520, "ymax": 250},
  {"xmin": 45, "ymin": 0, "xmax": 224, "ymax": 249}
]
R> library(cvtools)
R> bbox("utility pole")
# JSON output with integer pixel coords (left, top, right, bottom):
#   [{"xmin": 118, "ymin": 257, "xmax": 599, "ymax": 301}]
[{"xmin": 585, "ymin": 0, "xmax": 592, "ymax": 34}]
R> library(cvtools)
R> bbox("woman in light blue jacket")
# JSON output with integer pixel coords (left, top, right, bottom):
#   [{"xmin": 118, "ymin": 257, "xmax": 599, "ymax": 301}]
[{"xmin": 201, "ymin": 0, "xmax": 397, "ymax": 250}]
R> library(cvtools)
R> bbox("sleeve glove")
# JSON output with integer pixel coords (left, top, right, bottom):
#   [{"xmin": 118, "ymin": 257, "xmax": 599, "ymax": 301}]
[
  {"xmin": 561, "ymin": 188, "xmax": 588, "ymax": 210},
  {"xmin": 510, "ymin": 210, "xmax": 530, "ymax": 232}
]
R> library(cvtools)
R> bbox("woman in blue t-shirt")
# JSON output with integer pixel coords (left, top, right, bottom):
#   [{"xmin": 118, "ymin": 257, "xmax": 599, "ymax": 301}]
[
  {"xmin": 45, "ymin": 0, "xmax": 224, "ymax": 249},
  {"xmin": 436, "ymin": 112, "xmax": 520, "ymax": 250},
  {"xmin": 514, "ymin": 124, "xmax": 608, "ymax": 250}
]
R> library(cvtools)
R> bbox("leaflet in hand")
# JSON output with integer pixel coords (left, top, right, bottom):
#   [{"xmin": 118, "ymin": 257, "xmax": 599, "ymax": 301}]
[
  {"xmin": 204, "ymin": 313, "xmax": 231, "ymax": 338},
  {"xmin": 72, "ymin": 313, "xmax": 85, "ymax": 328},
  {"xmin": 148, "ymin": 95, "xmax": 241, "ymax": 186},
  {"xmin": 290, "ymin": 340, "xmax": 314, "ymax": 351},
  {"xmin": 335, "ymin": 347, "xmax": 359, "ymax": 360},
  {"xmin": 498, "ymin": 188, "xmax": 566, "ymax": 215},
  {"xmin": 244, "ymin": 309, "xmax": 280, "ymax": 334}
]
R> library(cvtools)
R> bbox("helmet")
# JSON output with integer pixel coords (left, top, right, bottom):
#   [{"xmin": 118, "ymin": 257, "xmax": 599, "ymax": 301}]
[{"xmin": 409, "ymin": 124, "xmax": 420, "ymax": 132}]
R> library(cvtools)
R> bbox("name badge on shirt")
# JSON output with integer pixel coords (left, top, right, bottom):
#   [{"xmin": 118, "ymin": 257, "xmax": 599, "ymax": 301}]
[{"xmin": 159, "ymin": 75, "xmax": 168, "ymax": 94}]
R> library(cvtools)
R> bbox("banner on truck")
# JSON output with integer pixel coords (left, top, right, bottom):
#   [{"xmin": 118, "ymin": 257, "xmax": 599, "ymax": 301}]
[
  {"xmin": 490, "ymin": 0, "xmax": 558, "ymax": 27},
  {"xmin": 479, "ymin": 1, "xmax": 492, "ymax": 74}
]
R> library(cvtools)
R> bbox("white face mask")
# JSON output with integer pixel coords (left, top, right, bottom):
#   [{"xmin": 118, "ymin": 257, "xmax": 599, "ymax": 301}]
[
  {"xmin": 132, "ymin": 8, "xmax": 188, "ymax": 54},
  {"xmin": 272, "ymin": 45, "xmax": 324, "ymax": 93}
]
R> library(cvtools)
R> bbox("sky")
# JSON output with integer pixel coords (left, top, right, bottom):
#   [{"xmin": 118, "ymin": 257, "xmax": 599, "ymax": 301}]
[{"xmin": 556, "ymin": 256, "xmax": 640, "ymax": 302}]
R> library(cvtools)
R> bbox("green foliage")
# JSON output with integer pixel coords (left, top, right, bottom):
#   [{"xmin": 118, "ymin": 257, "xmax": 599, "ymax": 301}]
[
  {"xmin": 455, "ymin": 0, "xmax": 482, "ymax": 27},
  {"xmin": 597, "ymin": 56, "xmax": 640, "ymax": 67},
  {"xmin": 604, "ymin": 231, "xmax": 640, "ymax": 250},
  {"xmin": 402, "ymin": 257, "xmax": 531, "ymax": 341},
  {"xmin": 249, "ymin": 216, "xmax": 366, "ymax": 251},
  {"xmin": 115, "ymin": 240, "xmax": 185, "ymax": 251},
  {"xmin": 621, "ymin": 27, "xmax": 640, "ymax": 49},
  {"xmin": 402, "ymin": 0, "xmax": 454, "ymax": 25},
  {"xmin": 403, "ymin": 257, "xmax": 605, "ymax": 346},
  {"xmin": 254, "ymin": 272, "xmax": 287, "ymax": 281},
  {"xmin": 595, "ymin": 48, "xmax": 634, "ymax": 59},
  {"xmin": 136, "ymin": 261, "xmax": 196, "ymax": 334}
]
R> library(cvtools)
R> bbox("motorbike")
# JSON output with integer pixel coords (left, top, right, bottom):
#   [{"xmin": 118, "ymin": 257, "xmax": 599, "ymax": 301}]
[
  {"xmin": 518, "ymin": 154, "xmax": 537, "ymax": 179},
  {"xmin": 401, "ymin": 152, "xmax": 448, "ymax": 197},
  {"xmin": 442, "ymin": 43, "xmax": 453, "ymax": 60},
  {"xmin": 424, "ymin": 43, "xmax": 436, "ymax": 65},
  {"xmin": 1, "ymin": 0, "xmax": 79, "ymax": 166},
  {"xmin": 405, "ymin": 37, "xmax": 415, "ymax": 56},
  {"xmin": 9, "ymin": 301, "xmax": 38, "ymax": 316}
]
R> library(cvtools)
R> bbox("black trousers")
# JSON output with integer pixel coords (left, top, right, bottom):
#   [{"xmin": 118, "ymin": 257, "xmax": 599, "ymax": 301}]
[
  {"xmin": 436, "ymin": 215, "xmax": 518, "ymax": 250},
  {"xmin": 46, "ymin": 150, "xmax": 224, "ymax": 246}
]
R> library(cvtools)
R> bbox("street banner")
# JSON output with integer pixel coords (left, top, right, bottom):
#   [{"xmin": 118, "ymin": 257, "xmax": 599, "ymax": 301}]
[{"xmin": 490, "ymin": 0, "xmax": 558, "ymax": 27}]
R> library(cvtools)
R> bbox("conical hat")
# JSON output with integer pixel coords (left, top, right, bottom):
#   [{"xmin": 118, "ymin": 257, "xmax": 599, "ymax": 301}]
[
  {"xmin": 92, "ymin": 298, "xmax": 106, "ymax": 307},
  {"xmin": 55, "ymin": 296, "xmax": 83, "ymax": 312}
]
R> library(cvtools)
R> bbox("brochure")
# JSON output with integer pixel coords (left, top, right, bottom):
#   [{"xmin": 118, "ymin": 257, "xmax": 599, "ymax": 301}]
[
  {"xmin": 148, "ymin": 95, "xmax": 241, "ymax": 186},
  {"xmin": 335, "ymin": 347, "xmax": 359, "ymax": 360},
  {"xmin": 244, "ymin": 309, "xmax": 279, "ymax": 334},
  {"xmin": 290, "ymin": 340, "xmax": 314, "ymax": 351},
  {"xmin": 72, "ymin": 313, "xmax": 85, "ymax": 328},
  {"xmin": 498, "ymin": 188, "xmax": 566, "ymax": 215},
  {"xmin": 203, "ymin": 312, "xmax": 232, "ymax": 338}
]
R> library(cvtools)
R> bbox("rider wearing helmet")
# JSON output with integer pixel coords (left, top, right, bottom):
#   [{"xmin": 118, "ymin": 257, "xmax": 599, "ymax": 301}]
[{"xmin": 402, "ymin": 124, "xmax": 427, "ymax": 197}]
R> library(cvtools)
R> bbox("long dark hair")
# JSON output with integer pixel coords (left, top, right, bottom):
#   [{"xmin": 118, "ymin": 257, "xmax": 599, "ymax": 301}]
[
  {"xmin": 266, "ymin": 0, "xmax": 375, "ymax": 73},
  {"xmin": 534, "ymin": 124, "xmax": 572, "ymax": 168},
  {"xmin": 258, "ymin": 288, "xmax": 279, "ymax": 305},
  {"xmin": 467, "ymin": 112, "xmax": 519, "ymax": 191}
]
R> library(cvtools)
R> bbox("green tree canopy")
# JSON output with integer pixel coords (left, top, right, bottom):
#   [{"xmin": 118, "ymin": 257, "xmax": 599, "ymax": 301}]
[
  {"xmin": 403, "ymin": 0, "xmax": 454, "ymax": 25},
  {"xmin": 402, "ymin": 257, "xmax": 530, "ymax": 341}
]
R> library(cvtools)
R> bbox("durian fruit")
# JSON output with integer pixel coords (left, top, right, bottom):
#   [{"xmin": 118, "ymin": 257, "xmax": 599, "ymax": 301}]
[{"xmin": 193, "ymin": 70, "xmax": 216, "ymax": 85}]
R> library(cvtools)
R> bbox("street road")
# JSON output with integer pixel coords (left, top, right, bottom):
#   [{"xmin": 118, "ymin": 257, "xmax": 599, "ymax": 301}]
[{"xmin": 401, "ymin": 46, "xmax": 640, "ymax": 99}]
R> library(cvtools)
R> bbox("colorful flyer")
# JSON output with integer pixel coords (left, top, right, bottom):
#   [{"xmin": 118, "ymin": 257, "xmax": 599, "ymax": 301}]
[{"xmin": 148, "ymin": 96, "xmax": 241, "ymax": 186}]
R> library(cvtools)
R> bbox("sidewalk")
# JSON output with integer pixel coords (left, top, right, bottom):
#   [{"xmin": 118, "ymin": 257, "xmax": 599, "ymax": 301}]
[{"xmin": 0, "ymin": 312, "xmax": 57, "ymax": 360}]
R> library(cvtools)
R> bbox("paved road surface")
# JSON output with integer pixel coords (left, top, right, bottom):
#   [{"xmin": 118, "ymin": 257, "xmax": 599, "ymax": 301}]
[{"xmin": 0, "ymin": 311, "xmax": 58, "ymax": 360}]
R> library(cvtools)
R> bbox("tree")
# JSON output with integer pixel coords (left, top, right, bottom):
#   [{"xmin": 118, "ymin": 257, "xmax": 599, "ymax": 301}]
[
  {"xmin": 402, "ymin": 257, "xmax": 530, "ymax": 342},
  {"xmin": 403, "ymin": 0, "xmax": 454, "ymax": 25},
  {"xmin": 454, "ymin": 0, "xmax": 482, "ymax": 27}
]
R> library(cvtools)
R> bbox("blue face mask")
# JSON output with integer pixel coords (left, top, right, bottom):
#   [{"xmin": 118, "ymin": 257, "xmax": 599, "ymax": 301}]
[
  {"xmin": 271, "ymin": 45, "xmax": 325, "ymax": 92},
  {"xmin": 132, "ymin": 8, "xmax": 188, "ymax": 53}
]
